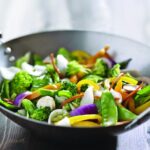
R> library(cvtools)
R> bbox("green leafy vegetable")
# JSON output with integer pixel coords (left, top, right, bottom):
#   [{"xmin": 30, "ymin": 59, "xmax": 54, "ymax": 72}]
[
  {"xmin": 92, "ymin": 59, "xmax": 108, "ymax": 77},
  {"xmin": 15, "ymin": 52, "xmax": 31, "ymax": 68},
  {"xmin": 39, "ymin": 89, "xmax": 56, "ymax": 97},
  {"xmin": 31, "ymin": 107, "xmax": 51, "ymax": 121},
  {"xmin": 31, "ymin": 74, "xmax": 52, "ymax": 91},
  {"xmin": 57, "ymin": 90, "xmax": 72, "ymax": 98},
  {"xmin": 117, "ymin": 103, "xmax": 137, "ymax": 121},
  {"xmin": 84, "ymin": 74, "xmax": 103, "ymax": 83},
  {"xmin": 100, "ymin": 91, "xmax": 118, "ymax": 126},
  {"xmin": 57, "ymin": 47, "xmax": 71, "ymax": 61},
  {"xmin": 33, "ymin": 54, "xmax": 44, "ymax": 65},
  {"xmin": 10, "ymin": 71, "xmax": 32, "ymax": 97},
  {"xmin": 109, "ymin": 64, "xmax": 120, "ymax": 77},
  {"xmin": 119, "ymin": 58, "xmax": 132, "ymax": 69},
  {"xmin": 61, "ymin": 81, "xmax": 77, "ymax": 95},
  {"xmin": 66, "ymin": 61, "xmax": 91, "ymax": 76},
  {"xmin": 134, "ymin": 85, "xmax": 150, "ymax": 106},
  {"xmin": 52, "ymin": 72, "xmax": 60, "ymax": 83},
  {"xmin": 0, "ymin": 79, "xmax": 10, "ymax": 99}
]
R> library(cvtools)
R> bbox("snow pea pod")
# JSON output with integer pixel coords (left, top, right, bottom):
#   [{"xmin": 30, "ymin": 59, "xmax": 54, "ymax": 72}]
[
  {"xmin": 100, "ymin": 91, "xmax": 118, "ymax": 126},
  {"xmin": 0, "ymin": 99, "xmax": 18, "ymax": 110},
  {"xmin": 117, "ymin": 103, "xmax": 137, "ymax": 121}
]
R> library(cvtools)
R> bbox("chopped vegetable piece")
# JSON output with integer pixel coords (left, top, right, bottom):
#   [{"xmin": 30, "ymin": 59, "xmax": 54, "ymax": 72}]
[
  {"xmin": 77, "ymin": 79, "xmax": 100, "ymax": 91},
  {"xmin": 100, "ymin": 91, "xmax": 118, "ymax": 126},
  {"xmin": 0, "ymin": 99, "xmax": 18, "ymax": 110},
  {"xmin": 69, "ymin": 114, "xmax": 101, "ymax": 125},
  {"xmin": 70, "ymin": 104, "xmax": 98, "ymax": 116},
  {"xmin": 72, "ymin": 121, "xmax": 100, "ymax": 127},
  {"xmin": 134, "ymin": 101, "xmax": 150, "ymax": 114},
  {"xmin": 117, "ymin": 103, "xmax": 137, "ymax": 121}
]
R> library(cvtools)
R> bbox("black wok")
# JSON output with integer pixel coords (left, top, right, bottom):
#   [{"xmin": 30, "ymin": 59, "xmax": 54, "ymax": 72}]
[{"xmin": 0, "ymin": 30, "xmax": 149, "ymax": 139}]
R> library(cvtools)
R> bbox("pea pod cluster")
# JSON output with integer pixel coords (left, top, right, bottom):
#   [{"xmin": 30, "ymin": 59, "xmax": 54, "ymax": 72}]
[{"xmin": 0, "ymin": 46, "xmax": 149, "ymax": 127}]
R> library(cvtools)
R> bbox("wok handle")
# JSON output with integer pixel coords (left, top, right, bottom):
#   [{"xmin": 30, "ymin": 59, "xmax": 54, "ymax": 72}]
[{"xmin": 125, "ymin": 108, "xmax": 150, "ymax": 130}]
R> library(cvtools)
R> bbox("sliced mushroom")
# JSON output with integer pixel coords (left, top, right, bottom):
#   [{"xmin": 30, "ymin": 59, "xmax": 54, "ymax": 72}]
[{"xmin": 36, "ymin": 96, "xmax": 55, "ymax": 110}]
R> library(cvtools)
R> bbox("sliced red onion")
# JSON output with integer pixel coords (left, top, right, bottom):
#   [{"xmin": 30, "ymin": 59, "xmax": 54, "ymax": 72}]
[
  {"xmin": 70, "ymin": 104, "xmax": 98, "ymax": 116},
  {"xmin": 13, "ymin": 91, "xmax": 31, "ymax": 107}
]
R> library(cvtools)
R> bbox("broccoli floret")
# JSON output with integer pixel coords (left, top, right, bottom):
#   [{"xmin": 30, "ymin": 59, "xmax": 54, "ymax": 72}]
[
  {"xmin": 31, "ymin": 107, "xmax": 51, "ymax": 121},
  {"xmin": 66, "ymin": 60, "xmax": 91, "ymax": 77},
  {"xmin": 92, "ymin": 59, "xmax": 108, "ymax": 77},
  {"xmin": 61, "ymin": 81, "xmax": 77, "ymax": 95},
  {"xmin": 109, "ymin": 64, "xmax": 121, "ymax": 77},
  {"xmin": 10, "ymin": 71, "xmax": 32, "ymax": 96},
  {"xmin": 15, "ymin": 52, "xmax": 31, "ymax": 68}
]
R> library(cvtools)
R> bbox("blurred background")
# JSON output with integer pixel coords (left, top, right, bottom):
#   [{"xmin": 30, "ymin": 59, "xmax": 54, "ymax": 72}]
[{"xmin": 0, "ymin": 0, "xmax": 149, "ymax": 45}]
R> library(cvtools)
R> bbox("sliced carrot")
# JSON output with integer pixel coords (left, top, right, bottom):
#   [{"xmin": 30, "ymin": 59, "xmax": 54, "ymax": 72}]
[
  {"xmin": 128, "ymin": 98, "xmax": 135, "ymax": 112},
  {"xmin": 26, "ymin": 83, "xmax": 61, "ymax": 100},
  {"xmin": 69, "ymin": 75, "xmax": 78, "ymax": 83},
  {"xmin": 61, "ymin": 93, "xmax": 84, "ymax": 107},
  {"xmin": 123, "ymin": 84, "xmax": 143, "ymax": 101}
]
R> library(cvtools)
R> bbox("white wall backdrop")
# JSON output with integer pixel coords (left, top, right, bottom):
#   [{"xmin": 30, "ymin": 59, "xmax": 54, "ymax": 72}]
[{"xmin": 0, "ymin": 0, "xmax": 149, "ymax": 45}]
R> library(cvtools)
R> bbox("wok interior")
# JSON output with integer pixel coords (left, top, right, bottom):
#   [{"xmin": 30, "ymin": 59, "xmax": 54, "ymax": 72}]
[{"xmin": 1, "ymin": 31, "xmax": 150, "ymax": 76}]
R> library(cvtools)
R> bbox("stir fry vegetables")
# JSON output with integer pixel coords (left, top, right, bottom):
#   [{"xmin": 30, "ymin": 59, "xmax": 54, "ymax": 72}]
[{"xmin": 0, "ymin": 46, "xmax": 150, "ymax": 128}]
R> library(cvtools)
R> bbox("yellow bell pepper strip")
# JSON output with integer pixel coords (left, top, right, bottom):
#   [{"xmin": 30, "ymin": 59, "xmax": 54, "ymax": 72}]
[
  {"xmin": 72, "ymin": 121, "xmax": 100, "ymax": 127},
  {"xmin": 110, "ymin": 73, "xmax": 124, "ymax": 90},
  {"xmin": 87, "ymin": 45, "xmax": 110, "ymax": 64},
  {"xmin": 134, "ymin": 101, "xmax": 150, "ymax": 114},
  {"xmin": 26, "ymin": 83, "xmax": 61, "ymax": 100},
  {"xmin": 69, "ymin": 114, "xmax": 101, "ymax": 125},
  {"xmin": 76, "ymin": 79, "xmax": 100, "ymax": 92},
  {"xmin": 71, "ymin": 50, "xmax": 91, "ymax": 64},
  {"xmin": 61, "ymin": 93, "xmax": 84, "ymax": 107},
  {"xmin": 121, "ymin": 76, "xmax": 138, "ymax": 85}
]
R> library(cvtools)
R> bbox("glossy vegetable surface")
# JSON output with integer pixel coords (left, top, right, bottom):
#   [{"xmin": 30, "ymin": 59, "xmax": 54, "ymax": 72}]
[{"xmin": 0, "ymin": 46, "xmax": 149, "ymax": 128}]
